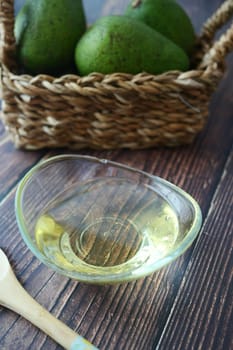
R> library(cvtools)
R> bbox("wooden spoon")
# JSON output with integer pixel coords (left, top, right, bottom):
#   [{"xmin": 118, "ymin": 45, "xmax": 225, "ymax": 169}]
[{"xmin": 0, "ymin": 249, "xmax": 99, "ymax": 349}]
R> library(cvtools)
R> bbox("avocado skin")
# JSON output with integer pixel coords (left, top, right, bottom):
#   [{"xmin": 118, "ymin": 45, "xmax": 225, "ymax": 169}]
[
  {"xmin": 15, "ymin": 0, "xmax": 86, "ymax": 75},
  {"xmin": 125, "ymin": 0, "xmax": 195, "ymax": 55},
  {"xmin": 75, "ymin": 15, "xmax": 189, "ymax": 76}
]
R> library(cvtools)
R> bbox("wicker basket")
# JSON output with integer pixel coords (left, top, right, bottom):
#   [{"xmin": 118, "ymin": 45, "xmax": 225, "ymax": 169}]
[{"xmin": 0, "ymin": 0, "xmax": 233, "ymax": 150}]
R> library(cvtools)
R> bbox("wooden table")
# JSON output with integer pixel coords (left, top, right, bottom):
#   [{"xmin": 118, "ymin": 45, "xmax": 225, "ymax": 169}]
[{"xmin": 0, "ymin": 1, "xmax": 232, "ymax": 349}]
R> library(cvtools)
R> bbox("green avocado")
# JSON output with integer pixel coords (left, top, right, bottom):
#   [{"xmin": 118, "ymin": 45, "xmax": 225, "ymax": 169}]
[
  {"xmin": 14, "ymin": 0, "xmax": 86, "ymax": 75},
  {"xmin": 75, "ymin": 15, "xmax": 189, "ymax": 76},
  {"xmin": 125, "ymin": 0, "xmax": 195, "ymax": 55}
]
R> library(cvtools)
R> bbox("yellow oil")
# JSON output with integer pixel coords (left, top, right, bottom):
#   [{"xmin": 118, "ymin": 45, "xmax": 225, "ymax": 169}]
[{"xmin": 35, "ymin": 177, "xmax": 179, "ymax": 272}]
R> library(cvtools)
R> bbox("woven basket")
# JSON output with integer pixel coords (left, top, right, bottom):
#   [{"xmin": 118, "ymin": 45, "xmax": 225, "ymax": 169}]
[{"xmin": 0, "ymin": 0, "xmax": 233, "ymax": 150}]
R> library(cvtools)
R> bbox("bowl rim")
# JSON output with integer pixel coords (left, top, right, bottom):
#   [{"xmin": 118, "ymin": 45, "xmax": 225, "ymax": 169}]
[{"xmin": 15, "ymin": 154, "xmax": 202, "ymax": 284}]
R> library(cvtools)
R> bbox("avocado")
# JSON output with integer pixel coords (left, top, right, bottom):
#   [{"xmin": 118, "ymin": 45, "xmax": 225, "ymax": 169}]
[
  {"xmin": 75, "ymin": 15, "xmax": 189, "ymax": 76},
  {"xmin": 14, "ymin": 0, "xmax": 86, "ymax": 75},
  {"xmin": 125, "ymin": 0, "xmax": 195, "ymax": 55}
]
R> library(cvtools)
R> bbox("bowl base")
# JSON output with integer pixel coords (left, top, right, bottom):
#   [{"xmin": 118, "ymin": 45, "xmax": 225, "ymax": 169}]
[{"xmin": 35, "ymin": 176, "xmax": 179, "ymax": 275}]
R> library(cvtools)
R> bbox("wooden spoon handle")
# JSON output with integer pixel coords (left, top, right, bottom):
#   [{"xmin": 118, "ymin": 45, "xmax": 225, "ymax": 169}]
[{"xmin": 0, "ymin": 266, "xmax": 98, "ymax": 349}]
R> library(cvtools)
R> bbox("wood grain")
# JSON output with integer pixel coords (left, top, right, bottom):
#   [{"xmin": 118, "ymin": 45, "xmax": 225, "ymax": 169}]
[
  {"xmin": 0, "ymin": 0, "xmax": 232, "ymax": 349},
  {"xmin": 0, "ymin": 141, "xmax": 45, "ymax": 200},
  {"xmin": 156, "ymin": 149, "xmax": 233, "ymax": 350}
]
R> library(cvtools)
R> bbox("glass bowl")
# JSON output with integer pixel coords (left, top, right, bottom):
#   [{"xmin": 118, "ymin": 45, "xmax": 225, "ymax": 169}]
[{"xmin": 15, "ymin": 155, "xmax": 202, "ymax": 284}]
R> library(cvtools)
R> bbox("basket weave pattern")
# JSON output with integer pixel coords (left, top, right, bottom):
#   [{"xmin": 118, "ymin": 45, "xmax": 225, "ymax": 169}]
[{"xmin": 0, "ymin": 0, "xmax": 233, "ymax": 149}]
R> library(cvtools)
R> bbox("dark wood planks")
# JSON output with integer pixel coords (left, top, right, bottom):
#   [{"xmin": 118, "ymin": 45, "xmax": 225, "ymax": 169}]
[
  {"xmin": 155, "ymin": 148, "xmax": 233, "ymax": 350},
  {"xmin": 0, "ymin": 140, "xmax": 45, "ymax": 201},
  {"xmin": 0, "ymin": 111, "xmax": 232, "ymax": 350},
  {"xmin": 0, "ymin": 0, "xmax": 232, "ymax": 349}
]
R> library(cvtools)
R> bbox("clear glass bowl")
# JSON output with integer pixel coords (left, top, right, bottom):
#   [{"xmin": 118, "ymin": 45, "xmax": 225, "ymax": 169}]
[{"xmin": 15, "ymin": 155, "xmax": 202, "ymax": 284}]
